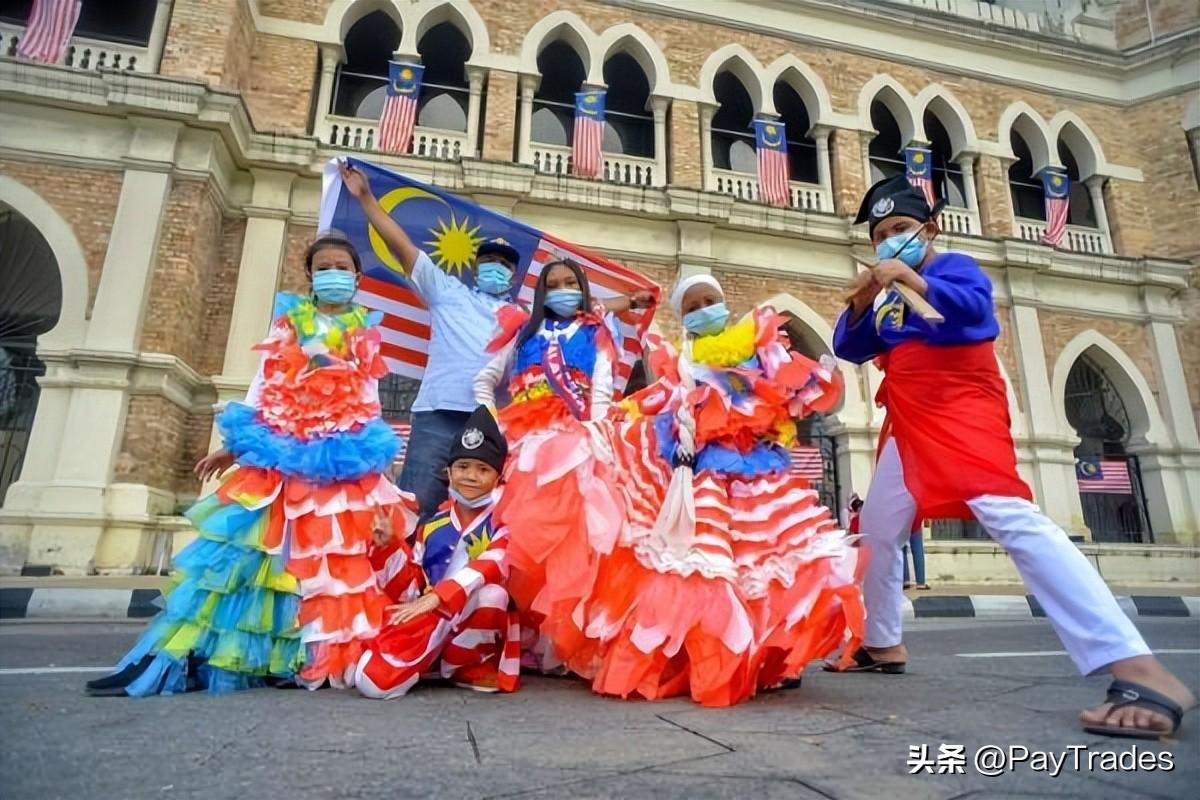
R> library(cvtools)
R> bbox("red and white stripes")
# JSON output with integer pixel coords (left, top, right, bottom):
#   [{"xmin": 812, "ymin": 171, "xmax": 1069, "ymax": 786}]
[{"xmin": 15, "ymin": 0, "xmax": 81, "ymax": 64}]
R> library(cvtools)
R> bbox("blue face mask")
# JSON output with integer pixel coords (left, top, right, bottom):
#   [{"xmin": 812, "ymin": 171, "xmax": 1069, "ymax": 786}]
[
  {"xmin": 682, "ymin": 302, "xmax": 730, "ymax": 337},
  {"xmin": 449, "ymin": 486, "xmax": 493, "ymax": 509},
  {"xmin": 544, "ymin": 288, "xmax": 583, "ymax": 317},
  {"xmin": 476, "ymin": 261, "xmax": 512, "ymax": 296},
  {"xmin": 311, "ymin": 270, "xmax": 357, "ymax": 304},
  {"xmin": 875, "ymin": 228, "xmax": 929, "ymax": 268}
]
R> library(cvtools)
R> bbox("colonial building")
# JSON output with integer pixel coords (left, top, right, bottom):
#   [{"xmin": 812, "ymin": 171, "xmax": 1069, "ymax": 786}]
[{"xmin": 0, "ymin": 0, "xmax": 1197, "ymax": 583}]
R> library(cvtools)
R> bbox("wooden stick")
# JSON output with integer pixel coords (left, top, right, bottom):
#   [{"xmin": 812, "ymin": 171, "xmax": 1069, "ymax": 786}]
[{"xmin": 845, "ymin": 257, "xmax": 945, "ymax": 323}]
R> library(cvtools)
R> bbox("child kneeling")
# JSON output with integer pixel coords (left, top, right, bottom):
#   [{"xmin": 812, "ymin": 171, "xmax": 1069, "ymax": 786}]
[{"xmin": 355, "ymin": 406, "xmax": 520, "ymax": 698}]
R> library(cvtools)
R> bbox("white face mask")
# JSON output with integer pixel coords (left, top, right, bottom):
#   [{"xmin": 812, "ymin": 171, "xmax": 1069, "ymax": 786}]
[{"xmin": 448, "ymin": 487, "xmax": 492, "ymax": 509}]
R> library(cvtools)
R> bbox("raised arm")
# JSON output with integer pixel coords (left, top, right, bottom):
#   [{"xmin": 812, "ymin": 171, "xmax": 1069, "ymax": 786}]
[
  {"xmin": 339, "ymin": 162, "xmax": 419, "ymax": 273},
  {"xmin": 601, "ymin": 290, "xmax": 655, "ymax": 315}
]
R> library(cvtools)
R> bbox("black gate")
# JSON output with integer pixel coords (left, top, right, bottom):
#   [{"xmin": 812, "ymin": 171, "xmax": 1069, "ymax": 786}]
[{"xmin": 0, "ymin": 349, "xmax": 43, "ymax": 507}]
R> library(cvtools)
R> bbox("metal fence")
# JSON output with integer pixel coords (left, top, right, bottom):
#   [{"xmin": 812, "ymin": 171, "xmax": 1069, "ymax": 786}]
[{"xmin": 0, "ymin": 351, "xmax": 43, "ymax": 507}]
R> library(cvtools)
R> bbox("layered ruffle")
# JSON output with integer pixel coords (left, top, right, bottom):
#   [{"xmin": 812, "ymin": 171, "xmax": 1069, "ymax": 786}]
[{"xmin": 218, "ymin": 401, "xmax": 398, "ymax": 483}]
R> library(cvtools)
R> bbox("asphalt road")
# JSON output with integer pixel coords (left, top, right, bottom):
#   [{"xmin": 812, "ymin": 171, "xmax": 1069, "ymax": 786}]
[{"xmin": 0, "ymin": 619, "xmax": 1197, "ymax": 800}]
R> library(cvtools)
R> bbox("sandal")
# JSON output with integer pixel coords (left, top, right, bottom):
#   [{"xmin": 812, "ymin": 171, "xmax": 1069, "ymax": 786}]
[
  {"xmin": 823, "ymin": 647, "xmax": 906, "ymax": 674},
  {"xmin": 1082, "ymin": 679, "xmax": 1186, "ymax": 740}
]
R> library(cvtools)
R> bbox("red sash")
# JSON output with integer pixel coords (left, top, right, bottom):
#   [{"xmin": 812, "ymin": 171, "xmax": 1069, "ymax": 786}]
[{"xmin": 876, "ymin": 341, "xmax": 1031, "ymax": 519}]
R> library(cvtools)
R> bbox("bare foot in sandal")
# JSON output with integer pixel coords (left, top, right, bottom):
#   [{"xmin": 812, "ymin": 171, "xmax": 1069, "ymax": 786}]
[{"xmin": 1079, "ymin": 655, "xmax": 1196, "ymax": 739}]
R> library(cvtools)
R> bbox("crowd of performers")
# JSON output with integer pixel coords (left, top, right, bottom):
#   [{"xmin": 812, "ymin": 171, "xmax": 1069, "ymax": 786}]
[{"xmin": 85, "ymin": 166, "xmax": 1192, "ymax": 739}]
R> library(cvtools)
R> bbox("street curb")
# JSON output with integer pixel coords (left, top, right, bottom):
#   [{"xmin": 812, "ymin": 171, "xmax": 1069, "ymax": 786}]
[{"xmin": 2, "ymin": 589, "xmax": 1199, "ymax": 621}]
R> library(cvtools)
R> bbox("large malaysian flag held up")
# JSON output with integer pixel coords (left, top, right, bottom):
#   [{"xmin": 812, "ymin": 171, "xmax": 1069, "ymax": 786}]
[
  {"xmin": 754, "ymin": 118, "xmax": 790, "ymax": 207},
  {"xmin": 320, "ymin": 157, "xmax": 660, "ymax": 393},
  {"xmin": 16, "ymin": 0, "xmax": 81, "ymax": 64},
  {"xmin": 904, "ymin": 146, "xmax": 937, "ymax": 208},
  {"xmin": 572, "ymin": 89, "xmax": 606, "ymax": 179},
  {"xmin": 1040, "ymin": 167, "xmax": 1070, "ymax": 247},
  {"xmin": 378, "ymin": 61, "xmax": 424, "ymax": 155}
]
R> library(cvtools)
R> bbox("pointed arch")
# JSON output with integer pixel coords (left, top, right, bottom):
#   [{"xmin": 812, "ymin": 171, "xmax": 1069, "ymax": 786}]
[
  {"xmin": 1050, "ymin": 112, "xmax": 1106, "ymax": 181},
  {"xmin": 997, "ymin": 101, "xmax": 1055, "ymax": 170},
  {"xmin": 519, "ymin": 10, "xmax": 598, "ymax": 83},
  {"xmin": 412, "ymin": 0, "xmax": 490, "ymax": 59},
  {"xmin": 762, "ymin": 55, "xmax": 832, "ymax": 125},
  {"xmin": 857, "ymin": 75, "xmax": 918, "ymax": 146},
  {"xmin": 0, "ymin": 175, "xmax": 88, "ymax": 349},
  {"xmin": 325, "ymin": 0, "xmax": 406, "ymax": 42},
  {"xmin": 1051, "ymin": 330, "xmax": 1167, "ymax": 447},
  {"xmin": 597, "ymin": 23, "xmax": 670, "ymax": 97},
  {"xmin": 698, "ymin": 44, "xmax": 765, "ymax": 112},
  {"xmin": 915, "ymin": 84, "xmax": 978, "ymax": 157}
]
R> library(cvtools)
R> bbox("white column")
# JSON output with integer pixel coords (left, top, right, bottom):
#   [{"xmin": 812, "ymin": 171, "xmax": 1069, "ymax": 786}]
[
  {"xmin": 958, "ymin": 153, "xmax": 979, "ymax": 212},
  {"xmin": 465, "ymin": 66, "xmax": 485, "ymax": 158},
  {"xmin": 699, "ymin": 103, "xmax": 715, "ymax": 191},
  {"xmin": 517, "ymin": 74, "xmax": 538, "ymax": 165},
  {"xmin": 650, "ymin": 95, "xmax": 669, "ymax": 188},
  {"xmin": 1084, "ymin": 175, "xmax": 1113, "ymax": 253},
  {"xmin": 813, "ymin": 126, "xmax": 832, "ymax": 190},
  {"xmin": 313, "ymin": 44, "xmax": 342, "ymax": 142},
  {"xmin": 146, "ymin": 0, "xmax": 173, "ymax": 71},
  {"xmin": 860, "ymin": 131, "xmax": 874, "ymax": 187}
]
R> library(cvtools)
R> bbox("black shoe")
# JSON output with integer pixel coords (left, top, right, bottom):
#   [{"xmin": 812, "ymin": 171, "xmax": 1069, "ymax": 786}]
[{"xmin": 85, "ymin": 655, "xmax": 155, "ymax": 697}]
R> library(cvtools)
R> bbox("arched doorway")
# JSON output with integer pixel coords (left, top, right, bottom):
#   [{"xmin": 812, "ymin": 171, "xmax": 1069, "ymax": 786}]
[
  {"xmin": 1065, "ymin": 354, "xmax": 1152, "ymax": 542},
  {"xmin": 779, "ymin": 314, "xmax": 842, "ymax": 514},
  {"xmin": 0, "ymin": 202, "xmax": 63, "ymax": 505}
]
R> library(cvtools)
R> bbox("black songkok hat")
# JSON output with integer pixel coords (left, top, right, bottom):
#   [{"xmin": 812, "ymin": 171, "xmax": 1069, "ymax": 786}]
[
  {"xmin": 854, "ymin": 174, "xmax": 946, "ymax": 236},
  {"xmin": 448, "ymin": 406, "xmax": 508, "ymax": 474}
]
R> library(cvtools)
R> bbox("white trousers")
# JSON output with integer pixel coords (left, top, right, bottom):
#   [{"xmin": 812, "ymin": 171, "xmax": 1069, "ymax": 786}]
[{"xmin": 861, "ymin": 439, "xmax": 1151, "ymax": 676}]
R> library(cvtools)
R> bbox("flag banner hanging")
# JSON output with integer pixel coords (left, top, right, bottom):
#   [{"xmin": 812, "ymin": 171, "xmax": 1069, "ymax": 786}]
[
  {"xmin": 753, "ymin": 118, "xmax": 790, "ymax": 207},
  {"xmin": 904, "ymin": 146, "xmax": 937, "ymax": 208},
  {"xmin": 16, "ymin": 0, "xmax": 81, "ymax": 64},
  {"xmin": 378, "ymin": 61, "xmax": 424, "ymax": 155},
  {"xmin": 319, "ymin": 157, "xmax": 660, "ymax": 391},
  {"xmin": 572, "ymin": 90, "xmax": 606, "ymax": 178},
  {"xmin": 1040, "ymin": 167, "xmax": 1070, "ymax": 247}
]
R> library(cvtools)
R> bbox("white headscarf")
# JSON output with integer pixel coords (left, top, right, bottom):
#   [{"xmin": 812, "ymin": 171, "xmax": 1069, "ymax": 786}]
[{"xmin": 669, "ymin": 274, "xmax": 724, "ymax": 315}]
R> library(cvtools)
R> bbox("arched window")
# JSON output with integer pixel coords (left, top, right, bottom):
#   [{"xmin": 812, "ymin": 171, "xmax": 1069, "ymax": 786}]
[
  {"xmin": 1057, "ymin": 141, "xmax": 1097, "ymax": 228},
  {"xmin": 531, "ymin": 40, "xmax": 585, "ymax": 146},
  {"xmin": 773, "ymin": 82, "xmax": 817, "ymax": 184},
  {"xmin": 602, "ymin": 52, "xmax": 653, "ymax": 158},
  {"xmin": 711, "ymin": 71, "xmax": 755, "ymax": 173},
  {"xmin": 0, "ymin": 202, "xmax": 61, "ymax": 505},
  {"xmin": 415, "ymin": 21, "xmax": 470, "ymax": 132},
  {"xmin": 868, "ymin": 101, "xmax": 905, "ymax": 183},
  {"xmin": 1008, "ymin": 131, "xmax": 1044, "ymax": 220},
  {"xmin": 924, "ymin": 111, "xmax": 967, "ymax": 207},
  {"xmin": 332, "ymin": 11, "xmax": 401, "ymax": 119},
  {"xmin": 1065, "ymin": 355, "xmax": 1150, "ymax": 543}
]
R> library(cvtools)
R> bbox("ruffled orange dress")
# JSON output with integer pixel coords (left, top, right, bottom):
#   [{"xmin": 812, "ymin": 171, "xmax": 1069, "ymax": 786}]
[{"xmin": 576, "ymin": 308, "xmax": 865, "ymax": 706}]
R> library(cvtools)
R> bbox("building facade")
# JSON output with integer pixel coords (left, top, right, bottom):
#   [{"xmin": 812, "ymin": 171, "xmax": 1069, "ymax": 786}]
[{"xmin": 0, "ymin": 0, "xmax": 1197, "ymax": 582}]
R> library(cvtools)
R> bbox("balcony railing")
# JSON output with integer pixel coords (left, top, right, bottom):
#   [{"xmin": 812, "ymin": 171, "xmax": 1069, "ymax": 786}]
[
  {"xmin": 0, "ymin": 21, "xmax": 158, "ymax": 73},
  {"xmin": 317, "ymin": 114, "xmax": 469, "ymax": 161},
  {"xmin": 940, "ymin": 206, "xmax": 980, "ymax": 237},
  {"xmin": 530, "ymin": 143, "xmax": 657, "ymax": 187},
  {"xmin": 1014, "ymin": 217, "xmax": 1111, "ymax": 254},
  {"xmin": 711, "ymin": 168, "xmax": 832, "ymax": 213}
]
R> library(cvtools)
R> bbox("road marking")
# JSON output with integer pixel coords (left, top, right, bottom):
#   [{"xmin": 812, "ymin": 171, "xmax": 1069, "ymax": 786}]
[
  {"xmin": 0, "ymin": 667, "xmax": 111, "ymax": 675},
  {"xmin": 956, "ymin": 649, "xmax": 1200, "ymax": 658}
]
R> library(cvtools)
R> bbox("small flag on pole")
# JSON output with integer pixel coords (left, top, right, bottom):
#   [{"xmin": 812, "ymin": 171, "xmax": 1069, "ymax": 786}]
[
  {"xmin": 572, "ymin": 90, "xmax": 606, "ymax": 179},
  {"xmin": 753, "ymin": 118, "xmax": 790, "ymax": 207},
  {"xmin": 904, "ymin": 146, "xmax": 937, "ymax": 208},
  {"xmin": 1040, "ymin": 168, "xmax": 1070, "ymax": 247},
  {"xmin": 378, "ymin": 61, "xmax": 424, "ymax": 155},
  {"xmin": 1075, "ymin": 457, "xmax": 1133, "ymax": 494},
  {"xmin": 16, "ymin": 0, "xmax": 81, "ymax": 64}
]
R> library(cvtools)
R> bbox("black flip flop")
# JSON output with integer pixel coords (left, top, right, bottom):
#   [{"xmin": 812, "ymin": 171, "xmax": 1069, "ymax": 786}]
[
  {"xmin": 1083, "ymin": 679, "xmax": 1186, "ymax": 740},
  {"xmin": 823, "ymin": 647, "xmax": 906, "ymax": 674}
]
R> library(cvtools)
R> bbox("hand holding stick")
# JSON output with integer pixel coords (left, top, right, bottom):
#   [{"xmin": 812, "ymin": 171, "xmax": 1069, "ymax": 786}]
[{"xmin": 843, "ymin": 252, "xmax": 945, "ymax": 323}]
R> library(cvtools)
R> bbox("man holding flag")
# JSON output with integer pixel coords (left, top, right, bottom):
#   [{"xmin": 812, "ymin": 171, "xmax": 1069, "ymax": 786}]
[{"xmin": 329, "ymin": 160, "xmax": 656, "ymax": 519}]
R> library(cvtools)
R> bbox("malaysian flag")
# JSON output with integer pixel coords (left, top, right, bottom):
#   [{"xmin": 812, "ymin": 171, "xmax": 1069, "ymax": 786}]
[
  {"xmin": 572, "ymin": 90, "xmax": 606, "ymax": 179},
  {"xmin": 16, "ymin": 0, "xmax": 81, "ymax": 64},
  {"xmin": 904, "ymin": 146, "xmax": 937, "ymax": 207},
  {"xmin": 1040, "ymin": 168, "xmax": 1070, "ymax": 247},
  {"xmin": 1075, "ymin": 457, "xmax": 1133, "ymax": 494},
  {"xmin": 378, "ymin": 61, "xmax": 423, "ymax": 155},
  {"xmin": 320, "ymin": 157, "xmax": 660, "ymax": 392},
  {"xmin": 754, "ymin": 118, "xmax": 790, "ymax": 207},
  {"xmin": 790, "ymin": 443, "xmax": 826, "ymax": 482},
  {"xmin": 390, "ymin": 421, "xmax": 412, "ymax": 470}
]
